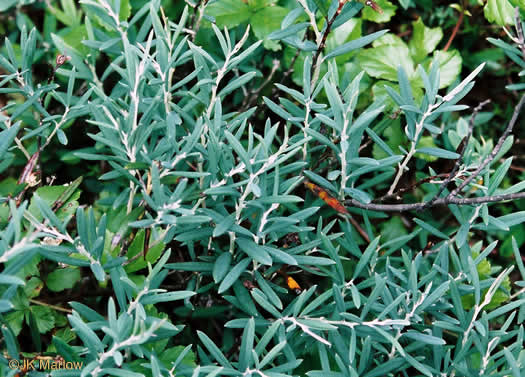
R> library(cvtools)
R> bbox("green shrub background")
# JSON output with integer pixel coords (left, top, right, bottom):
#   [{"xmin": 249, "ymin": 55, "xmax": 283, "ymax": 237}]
[{"xmin": 0, "ymin": 0, "xmax": 525, "ymax": 376}]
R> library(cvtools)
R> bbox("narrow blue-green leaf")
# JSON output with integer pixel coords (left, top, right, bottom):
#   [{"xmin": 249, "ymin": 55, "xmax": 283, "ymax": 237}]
[
  {"xmin": 486, "ymin": 299, "xmax": 525, "ymax": 321},
  {"xmin": 0, "ymin": 300, "xmax": 14, "ymax": 312},
  {"xmin": 225, "ymin": 130, "xmax": 251, "ymax": 173},
  {"xmin": 304, "ymin": 170, "xmax": 338, "ymax": 193},
  {"xmin": 403, "ymin": 331, "xmax": 445, "ymax": 345},
  {"xmin": 213, "ymin": 252, "xmax": 232, "ymax": 283},
  {"xmin": 413, "ymin": 218, "xmax": 449, "ymax": 240},
  {"xmin": 418, "ymin": 280, "xmax": 450, "ymax": 313},
  {"xmin": 261, "ymin": 245, "xmax": 297, "ymax": 265},
  {"xmin": 213, "ymin": 214, "xmax": 235, "ymax": 237},
  {"xmin": 1, "ymin": 324, "xmax": 18, "ymax": 358},
  {"xmin": 0, "ymin": 274, "xmax": 25, "ymax": 286},
  {"xmin": 0, "ymin": 121, "xmax": 21, "ymax": 159},
  {"xmin": 503, "ymin": 347, "xmax": 521, "ymax": 377},
  {"xmin": 268, "ymin": 22, "xmax": 309, "ymax": 40},
  {"xmin": 68, "ymin": 315, "xmax": 104, "ymax": 352},
  {"xmin": 236, "ymin": 238, "xmax": 272, "ymax": 266},
  {"xmin": 353, "ymin": 236, "xmax": 380, "ymax": 279},
  {"xmin": 417, "ymin": 147, "xmax": 460, "ymax": 159},
  {"xmin": 141, "ymin": 291, "xmax": 195, "ymax": 305},
  {"xmin": 251, "ymin": 289, "xmax": 282, "ymax": 317},
  {"xmin": 324, "ymin": 30, "xmax": 389, "ymax": 60},
  {"xmin": 219, "ymin": 72, "xmax": 257, "ymax": 97},
  {"xmin": 344, "ymin": 188, "xmax": 371, "ymax": 204},
  {"xmin": 294, "ymin": 255, "xmax": 336, "ymax": 266},
  {"xmin": 165, "ymin": 262, "xmax": 214, "ymax": 272},
  {"xmin": 197, "ymin": 330, "xmax": 232, "ymax": 368},
  {"xmin": 238, "ymin": 317, "xmax": 255, "ymax": 371},
  {"xmin": 218, "ymin": 258, "xmax": 251, "ymax": 294},
  {"xmin": 259, "ymin": 340, "xmax": 287, "ymax": 369},
  {"xmin": 255, "ymin": 271, "xmax": 283, "ymax": 310}
]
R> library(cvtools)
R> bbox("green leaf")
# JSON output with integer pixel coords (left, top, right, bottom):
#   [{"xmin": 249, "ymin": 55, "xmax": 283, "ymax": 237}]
[
  {"xmin": 29, "ymin": 181, "xmax": 81, "ymax": 217},
  {"xmin": 268, "ymin": 22, "xmax": 310, "ymax": 41},
  {"xmin": 46, "ymin": 267, "xmax": 81, "ymax": 292},
  {"xmin": 357, "ymin": 41, "xmax": 414, "ymax": 81},
  {"xmin": 124, "ymin": 229, "xmax": 165, "ymax": 273},
  {"xmin": 159, "ymin": 346, "xmax": 197, "ymax": 369},
  {"xmin": 28, "ymin": 306, "xmax": 55, "ymax": 334},
  {"xmin": 372, "ymin": 118, "xmax": 404, "ymax": 159},
  {"xmin": 5, "ymin": 310, "xmax": 24, "ymax": 336},
  {"xmin": 431, "ymin": 50, "xmax": 462, "ymax": 89},
  {"xmin": 251, "ymin": 6, "xmax": 288, "ymax": 51},
  {"xmin": 484, "ymin": 0, "xmax": 515, "ymax": 25},
  {"xmin": 120, "ymin": 0, "xmax": 131, "ymax": 21},
  {"xmin": 206, "ymin": 0, "xmax": 251, "ymax": 28},
  {"xmin": 409, "ymin": 18, "xmax": 443, "ymax": 63},
  {"xmin": 24, "ymin": 277, "xmax": 43, "ymax": 299},
  {"xmin": 60, "ymin": 25, "xmax": 89, "ymax": 56},
  {"xmin": 414, "ymin": 136, "xmax": 438, "ymax": 161},
  {"xmin": 379, "ymin": 216, "xmax": 408, "ymax": 243}
]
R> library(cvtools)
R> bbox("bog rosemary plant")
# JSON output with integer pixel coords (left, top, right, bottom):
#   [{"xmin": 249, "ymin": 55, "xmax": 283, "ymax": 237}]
[{"xmin": 0, "ymin": 1, "xmax": 524, "ymax": 377}]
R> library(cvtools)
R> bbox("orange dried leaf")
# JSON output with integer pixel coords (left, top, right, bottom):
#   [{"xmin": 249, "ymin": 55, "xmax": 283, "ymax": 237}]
[
  {"xmin": 304, "ymin": 181, "xmax": 349, "ymax": 215},
  {"xmin": 286, "ymin": 276, "xmax": 301, "ymax": 291},
  {"xmin": 325, "ymin": 197, "xmax": 349, "ymax": 214}
]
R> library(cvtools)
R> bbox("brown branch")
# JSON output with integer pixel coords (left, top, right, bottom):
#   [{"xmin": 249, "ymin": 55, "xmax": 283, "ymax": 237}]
[
  {"xmin": 191, "ymin": 0, "xmax": 209, "ymax": 42},
  {"xmin": 30, "ymin": 299, "xmax": 72, "ymax": 314},
  {"xmin": 269, "ymin": 36, "xmax": 304, "ymax": 103},
  {"xmin": 345, "ymin": 191, "xmax": 525, "ymax": 212},
  {"xmin": 242, "ymin": 59, "xmax": 280, "ymax": 111},
  {"xmin": 348, "ymin": 216, "xmax": 371, "ymax": 243},
  {"xmin": 279, "ymin": 29, "xmax": 308, "ymax": 88},
  {"xmin": 376, "ymin": 173, "xmax": 449, "ymax": 203},
  {"xmin": 310, "ymin": 0, "xmax": 344, "ymax": 81},
  {"xmin": 281, "ymin": 48, "xmax": 301, "ymax": 84},
  {"xmin": 509, "ymin": 164, "xmax": 525, "ymax": 172},
  {"xmin": 422, "ymin": 99, "xmax": 491, "ymax": 210},
  {"xmin": 443, "ymin": 6, "xmax": 464, "ymax": 52}
]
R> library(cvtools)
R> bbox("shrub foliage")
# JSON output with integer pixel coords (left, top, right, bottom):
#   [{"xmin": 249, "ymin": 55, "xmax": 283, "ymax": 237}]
[{"xmin": 0, "ymin": 1, "xmax": 525, "ymax": 376}]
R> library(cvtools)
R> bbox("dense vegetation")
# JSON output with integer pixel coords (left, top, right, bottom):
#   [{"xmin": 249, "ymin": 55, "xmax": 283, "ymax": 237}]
[{"xmin": 1, "ymin": 0, "xmax": 525, "ymax": 376}]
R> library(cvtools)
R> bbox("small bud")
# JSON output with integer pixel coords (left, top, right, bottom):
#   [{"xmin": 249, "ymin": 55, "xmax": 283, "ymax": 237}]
[
  {"xmin": 43, "ymin": 236, "xmax": 62, "ymax": 246},
  {"xmin": 26, "ymin": 172, "xmax": 40, "ymax": 187},
  {"xmin": 56, "ymin": 54, "xmax": 71, "ymax": 67},
  {"xmin": 243, "ymin": 281, "xmax": 256, "ymax": 290}
]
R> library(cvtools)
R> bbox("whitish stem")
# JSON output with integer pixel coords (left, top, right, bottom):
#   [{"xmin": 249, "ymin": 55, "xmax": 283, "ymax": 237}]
[{"xmin": 387, "ymin": 102, "xmax": 441, "ymax": 195}]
